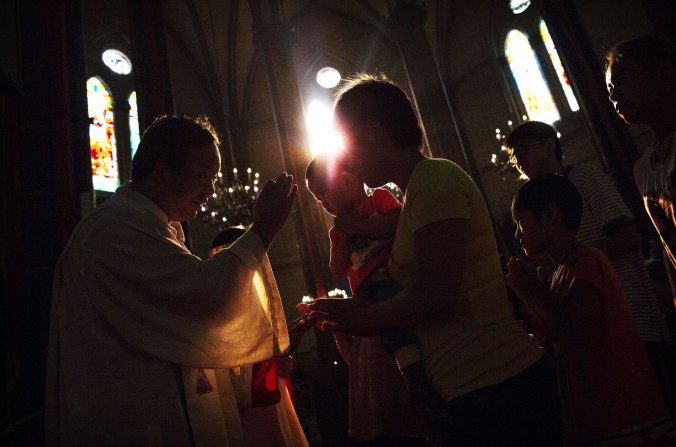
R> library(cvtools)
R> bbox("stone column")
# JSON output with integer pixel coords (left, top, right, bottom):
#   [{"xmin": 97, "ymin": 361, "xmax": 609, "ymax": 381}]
[
  {"xmin": 248, "ymin": 0, "xmax": 330, "ymax": 298},
  {"xmin": 387, "ymin": 0, "xmax": 494, "ymax": 246},
  {"xmin": 2, "ymin": 0, "xmax": 89, "ymax": 438},
  {"xmin": 127, "ymin": 0, "xmax": 174, "ymax": 131},
  {"xmin": 113, "ymin": 98, "xmax": 132, "ymax": 183},
  {"xmin": 386, "ymin": 1, "xmax": 478, "ymax": 178}
]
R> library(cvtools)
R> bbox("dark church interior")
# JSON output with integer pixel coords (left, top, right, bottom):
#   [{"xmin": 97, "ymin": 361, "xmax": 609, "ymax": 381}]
[{"xmin": 2, "ymin": 0, "xmax": 675, "ymax": 445}]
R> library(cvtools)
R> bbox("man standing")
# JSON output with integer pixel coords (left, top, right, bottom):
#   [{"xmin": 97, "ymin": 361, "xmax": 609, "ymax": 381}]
[{"xmin": 46, "ymin": 115, "xmax": 297, "ymax": 445}]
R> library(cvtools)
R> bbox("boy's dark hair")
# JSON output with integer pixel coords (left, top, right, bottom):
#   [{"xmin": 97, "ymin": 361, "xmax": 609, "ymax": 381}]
[
  {"xmin": 132, "ymin": 114, "xmax": 220, "ymax": 181},
  {"xmin": 305, "ymin": 150, "xmax": 351, "ymax": 186},
  {"xmin": 605, "ymin": 36, "xmax": 676, "ymax": 72},
  {"xmin": 211, "ymin": 227, "xmax": 246, "ymax": 249},
  {"xmin": 512, "ymin": 173, "xmax": 582, "ymax": 233},
  {"xmin": 334, "ymin": 73, "xmax": 423, "ymax": 151},
  {"xmin": 506, "ymin": 121, "xmax": 562, "ymax": 162}
]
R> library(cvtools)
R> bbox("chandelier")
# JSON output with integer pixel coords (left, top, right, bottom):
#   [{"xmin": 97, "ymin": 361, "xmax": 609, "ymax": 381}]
[
  {"xmin": 198, "ymin": 167, "xmax": 260, "ymax": 231},
  {"xmin": 490, "ymin": 119, "xmax": 526, "ymax": 181}
]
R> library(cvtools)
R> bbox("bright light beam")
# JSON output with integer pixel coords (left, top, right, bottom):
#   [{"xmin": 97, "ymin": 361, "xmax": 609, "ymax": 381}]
[{"xmin": 305, "ymin": 99, "xmax": 344, "ymax": 158}]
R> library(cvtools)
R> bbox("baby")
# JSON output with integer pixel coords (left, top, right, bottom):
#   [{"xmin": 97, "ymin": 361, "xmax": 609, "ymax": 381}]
[{"xmin": 306, "ymin": 150, "xmax": 443, "ymax": 433}]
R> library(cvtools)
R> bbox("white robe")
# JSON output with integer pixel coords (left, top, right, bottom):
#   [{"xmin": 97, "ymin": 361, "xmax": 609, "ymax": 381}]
[{"xmin": 45, "ymin": 184, "xmax": 292, "ymax": 446}]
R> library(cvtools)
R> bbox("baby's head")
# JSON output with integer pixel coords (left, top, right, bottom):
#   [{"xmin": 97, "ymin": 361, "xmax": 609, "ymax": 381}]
[
  {"xmin": 511, "ymin": 173, "xmax": 582, "ymax": 258},
  {"xmin": 306, "ymin": 151, "xmax": 365, "ymax": 216}
]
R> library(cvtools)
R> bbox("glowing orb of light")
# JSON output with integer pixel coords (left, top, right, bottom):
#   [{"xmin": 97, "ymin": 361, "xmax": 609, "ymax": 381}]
[
  {"xmin": 510, "ymin": 0, "xmax": 531, "ymax": 14},
  {"xmin": 316, "ymin": 67, "xmax": 341, "ymax": 89},
  {"xmin": 102, "ymin": 49, "xmax": 132, "ymax": 75}
]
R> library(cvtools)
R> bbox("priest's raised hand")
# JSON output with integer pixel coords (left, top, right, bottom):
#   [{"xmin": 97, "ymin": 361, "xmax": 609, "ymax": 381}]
[{"xmin": 251, "ymin": 172, "xmax": 298, "ymax": 248}]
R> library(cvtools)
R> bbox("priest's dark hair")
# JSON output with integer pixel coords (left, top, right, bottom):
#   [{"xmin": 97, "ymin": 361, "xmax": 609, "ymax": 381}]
[{"xmin": 131, "ymin": 114, "xmax": 220, "ymax": 182}]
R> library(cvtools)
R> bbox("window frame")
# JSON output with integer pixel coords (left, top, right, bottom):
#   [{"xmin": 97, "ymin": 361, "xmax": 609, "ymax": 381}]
[
  {"xmin": 85, "ymin": 40, "xmax": 137, "ymax": 202},
  {"xmin": 497, "ymin": 5, "xmax": 581, "ymax": 128}
]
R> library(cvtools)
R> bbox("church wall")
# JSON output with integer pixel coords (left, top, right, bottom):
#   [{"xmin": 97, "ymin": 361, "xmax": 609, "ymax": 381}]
[{"xmin": 0, "ymin": 0, "xmax": 19, "ymax": 83}]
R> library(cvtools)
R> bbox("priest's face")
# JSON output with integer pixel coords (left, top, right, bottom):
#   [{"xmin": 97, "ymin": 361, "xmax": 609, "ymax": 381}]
[{"xmin": 163, "ymin": 143, "xmax": 221, "ymax": 221}]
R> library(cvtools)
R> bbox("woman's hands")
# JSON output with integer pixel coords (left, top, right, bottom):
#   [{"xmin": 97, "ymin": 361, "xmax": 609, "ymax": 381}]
[{"xmin": 306, "ymin": 297, "xmax": 383, "ymax": 336}]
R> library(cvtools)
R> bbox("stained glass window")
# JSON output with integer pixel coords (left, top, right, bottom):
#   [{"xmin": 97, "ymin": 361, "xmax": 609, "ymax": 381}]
[
  {"xmin": 129, "ymin": 91, "xmax": 140, "ymax": 159},
  {"xmin": 504, "ymin": 29, "xmax": 560, "ymax": 124},
  {"xmin": 539, "ymin": 20, "xmax": 579, "ymax": 112},
  {"xmin": 86, "ymin": 77, "xmax": 119, "ymax": 192}
]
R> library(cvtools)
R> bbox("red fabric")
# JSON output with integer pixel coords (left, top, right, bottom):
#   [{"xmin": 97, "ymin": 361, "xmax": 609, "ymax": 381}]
[
  {"xmin": 195, "ymin": 368, "xmax": 213, "ymax": 394},
  {"xmin": 251, "ymin": 358, "xmax": 280, "ymax": 407},
  {"xmin": 329, "ymin": 188, "xmax": 401, "ymax": 291},
  {"xmin": 543, "ymin": 245, "xmax": 669, "ymax": 442}
]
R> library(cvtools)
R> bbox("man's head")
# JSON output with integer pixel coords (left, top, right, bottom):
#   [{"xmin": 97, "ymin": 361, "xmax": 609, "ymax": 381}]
[
  {"xmin": 131, "ymin": 115, "xmax": 221, "ymax": 221},
  {"xmin": 511, "ymin": 173, "xmax": 582, "ymax": 258},
  {"xmin": 505, "ymin": 121, "xmax": 562, "ymax": 179},
  {"xmin": 305, "ymin": 151, "xmax": 364, "ymax": 216},
  {"xmin": 605, "ymin": 36, "xmax": 676, "ymax": 126},
  {"xmin": 333, "ymin": 74, "xmax": 423, "ymax": 187}
]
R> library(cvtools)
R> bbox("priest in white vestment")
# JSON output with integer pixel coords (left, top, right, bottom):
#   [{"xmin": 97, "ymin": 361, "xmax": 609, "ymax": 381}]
[{"xmin": 45, "ymin": 115, "xmax": 304, "ymax": 446}]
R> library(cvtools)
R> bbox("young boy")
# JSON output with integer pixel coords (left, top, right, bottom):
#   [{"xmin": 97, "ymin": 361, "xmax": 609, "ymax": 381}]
[
  {"xmin": 305, "ymin": 150, "xmax": 434, "ymax": 441},
  {"xmin": 507, "ymin": 173, "xmax": 673, "ymax": 445}
]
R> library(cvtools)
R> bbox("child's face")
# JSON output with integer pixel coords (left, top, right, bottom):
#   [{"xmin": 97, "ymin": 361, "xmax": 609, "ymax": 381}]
[
  {"xmin": 509, "ymin": 137, "xmax": 555, "ymax": 179},
  {"xmin": 513, "ymin": 209, "xmax": 548, "ymax": 258},
  {"xmin": 307, "ymin": 175, "xmax": 347, "ymax": 216},
  {"xmin": 605, "ymin": 58, "xmax": 665, "ymax": 125}
]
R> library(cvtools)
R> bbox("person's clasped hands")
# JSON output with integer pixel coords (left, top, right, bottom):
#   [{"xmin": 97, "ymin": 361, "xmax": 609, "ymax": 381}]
[{"xmin": 505, "ymin": 257, "xmax": 550, "ymax": 301}]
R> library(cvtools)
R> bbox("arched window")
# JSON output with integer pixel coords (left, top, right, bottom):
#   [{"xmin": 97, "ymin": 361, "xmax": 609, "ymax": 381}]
[
  {"xmin": 84, "ymin": 45, "xmax": 138, "ymax": 197},
  {"xmin": 539, "ymin": 20, "xmax": 579, "ymax": 112},
  {"xmin": 504, "ymin": 29, "xmax": 560, "ymax": 124},
  {"xmin": 86, "ymin": 77, "xmax": 119, "ymax": 192},
  {"xmin": 129, "ymin": 91, "xmax": 140, "ymax": 159}
]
